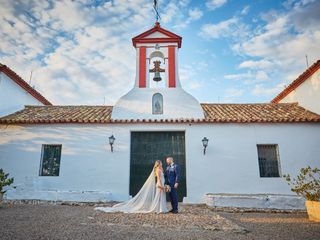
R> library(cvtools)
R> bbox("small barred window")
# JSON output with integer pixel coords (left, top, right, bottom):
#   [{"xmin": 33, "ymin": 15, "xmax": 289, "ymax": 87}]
[
  {"xmin": 257, "ymin": 144, "xmax": 281, "ymax": 177},
  {"xmin": 39, "ymin": 144, "xmax": 62, "ymax": 176}
]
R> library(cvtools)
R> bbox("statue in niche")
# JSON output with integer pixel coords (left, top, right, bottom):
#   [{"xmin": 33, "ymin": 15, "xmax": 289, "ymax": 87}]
[
  {"xmin": 155, "ymin": 100, "xmax": 161, "ymax": 113},
  {"xmin": 152, "ymin": 93, "xmax": 163, "ymax": 114}
]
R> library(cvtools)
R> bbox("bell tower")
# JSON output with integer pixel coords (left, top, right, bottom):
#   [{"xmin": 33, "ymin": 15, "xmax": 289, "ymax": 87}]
[
  {"xmin": 133, "ymin": 22, "xmax": 182, "ymax": 89},
  {"xmin": 111, "ymin": 22, "xmax": 204, "ymax": 120}
]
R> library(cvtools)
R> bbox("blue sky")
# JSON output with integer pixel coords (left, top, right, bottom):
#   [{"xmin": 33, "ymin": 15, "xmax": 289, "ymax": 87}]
[{"xmin": 0, "ymin": 0, "xmax": 319, "ymax": 105}]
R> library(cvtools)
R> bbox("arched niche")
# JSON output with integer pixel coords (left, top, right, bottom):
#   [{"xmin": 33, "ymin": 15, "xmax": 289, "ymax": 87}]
[
  {"xmin": 149, "ymin": 50, "xmax": 165, "ymax": 59},
  {"xmin": 152, "ymin": 93, "xmax": 163, "ymax": 114}
]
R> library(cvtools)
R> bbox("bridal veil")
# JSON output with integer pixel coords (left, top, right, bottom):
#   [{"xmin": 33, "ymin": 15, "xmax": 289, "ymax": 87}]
[{"xmin": 94, "ymin": 169, "xmax": 157, "ymax": 213}]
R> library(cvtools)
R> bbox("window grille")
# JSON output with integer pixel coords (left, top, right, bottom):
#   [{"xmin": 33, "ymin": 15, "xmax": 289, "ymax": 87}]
[
  {"xmin": 257, "ymin": 144, "xmax": 280, "ymax": 177},
  {"xmin": 39, "ymin": 144, "xmax": 62, "ymax": 176}
]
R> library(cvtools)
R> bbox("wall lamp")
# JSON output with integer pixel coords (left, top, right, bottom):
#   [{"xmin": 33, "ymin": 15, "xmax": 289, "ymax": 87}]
[
  {"xmin": 202, "ymin": 137, "xmax": 209, "ymax": 155},
  {"xmin": 109, "ymin": 135, "xmax": 116, "ymax": 152}
]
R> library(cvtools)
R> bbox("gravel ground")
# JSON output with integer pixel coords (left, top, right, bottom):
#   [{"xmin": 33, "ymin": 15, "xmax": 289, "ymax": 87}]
[{"xmin": 0, "ymin": 202, "xmax": 319, "ymax": 240}]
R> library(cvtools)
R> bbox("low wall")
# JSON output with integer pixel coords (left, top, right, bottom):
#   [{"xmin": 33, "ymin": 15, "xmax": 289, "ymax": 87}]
[
  {"xmin": 204, "ymin": 193, "xmax": 305, "ymax": 210},
  {"xmin": 4, "ymin": 189, "xmax": 112, "ymax": 202}
]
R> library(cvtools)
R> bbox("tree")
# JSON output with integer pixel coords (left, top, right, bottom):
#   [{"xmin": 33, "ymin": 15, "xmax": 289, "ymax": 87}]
[
  {"xmin": 0, "ymin": 168, "xmax": 15, "ymax": 194},
  {"xmin": 283, "ymin": 166, "xmax": 320, "ymax": 201}
]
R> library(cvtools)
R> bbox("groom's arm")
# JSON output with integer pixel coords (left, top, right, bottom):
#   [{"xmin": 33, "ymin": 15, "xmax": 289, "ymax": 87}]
[
  {"xmin": 174, "ymin": 165, "xmax": 180, "ymax": 185},
  {"xmin": 164, "ymin": 168, "xmax": 168, "ymax": 185}
]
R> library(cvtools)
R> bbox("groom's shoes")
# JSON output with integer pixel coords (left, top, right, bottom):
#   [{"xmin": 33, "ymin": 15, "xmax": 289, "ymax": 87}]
[{"xmin": 169, "ymin": 209, "xmax": 178, "ymax": 214}]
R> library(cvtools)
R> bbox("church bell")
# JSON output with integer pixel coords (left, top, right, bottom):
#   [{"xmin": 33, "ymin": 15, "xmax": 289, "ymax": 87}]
[
  {"xmin": 153, "ymin": 70, "xmax": 162, "ymax": 82},
  {"xmin": 150, "ymin": 60, "xmax": 164, "ymax": 82}
]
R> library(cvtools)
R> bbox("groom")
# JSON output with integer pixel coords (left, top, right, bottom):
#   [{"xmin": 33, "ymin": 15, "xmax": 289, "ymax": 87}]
[{"xmin": 165, "ymin": 156, "xmax": 180, "ymax": 214}]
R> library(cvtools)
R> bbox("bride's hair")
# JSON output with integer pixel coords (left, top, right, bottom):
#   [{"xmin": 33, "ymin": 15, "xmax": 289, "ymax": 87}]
[{"xmin": 153, "ymin": 160, "xmax": 161, "ymax": 171}]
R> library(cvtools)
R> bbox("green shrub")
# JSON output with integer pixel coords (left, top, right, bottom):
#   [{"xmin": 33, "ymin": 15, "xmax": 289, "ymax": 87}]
[
  {"xmin": 0, "ymin": 168, "xmax": 15, "ymax": 194},
  {"xmin": 283, "ymin": 166, "xmax": 320, "ymax": 201}
]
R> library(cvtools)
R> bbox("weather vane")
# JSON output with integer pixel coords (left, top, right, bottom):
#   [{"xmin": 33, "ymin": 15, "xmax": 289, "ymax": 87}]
[{"xmin": 153, "ymin": 0, "xmax": 161, "ymax": 22}]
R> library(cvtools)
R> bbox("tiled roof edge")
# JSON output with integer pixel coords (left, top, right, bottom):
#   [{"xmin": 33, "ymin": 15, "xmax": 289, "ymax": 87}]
[
  {"xmin": 0, "ymin": 64, "xmax": 52, "ymax": 105},
  {"xmin": 271, "ymin": 60, "xmax": 320, "ymax": 103}
]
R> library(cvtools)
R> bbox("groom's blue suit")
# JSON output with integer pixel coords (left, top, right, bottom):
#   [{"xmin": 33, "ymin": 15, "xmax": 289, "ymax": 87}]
[{"xmin": 165, "ymin": 163, "xmax": 180, "ymax": 212}]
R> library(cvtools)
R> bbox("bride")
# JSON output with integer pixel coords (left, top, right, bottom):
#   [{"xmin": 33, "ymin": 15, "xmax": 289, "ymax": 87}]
[{"xmin": 95, "ymin": 160, "xmax": 168, "ymax": 213}]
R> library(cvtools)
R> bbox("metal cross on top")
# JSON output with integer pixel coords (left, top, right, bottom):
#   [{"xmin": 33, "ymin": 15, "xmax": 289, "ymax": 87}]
[
  {"xmin": 153, "ymin": 0, "xmax": 161, "ymax": 22},
  {"xmin": 150, "ymin": 61, "xmax": 165, "ymax": 82}
]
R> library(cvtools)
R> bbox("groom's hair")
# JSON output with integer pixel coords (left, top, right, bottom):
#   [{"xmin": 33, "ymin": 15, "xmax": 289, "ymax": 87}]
[{"xmin": 166, "ymin": 156, "xmax": 173, "ymax": 161}]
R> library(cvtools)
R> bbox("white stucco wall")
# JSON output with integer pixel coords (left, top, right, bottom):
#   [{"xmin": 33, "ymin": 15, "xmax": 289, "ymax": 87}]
[
  {"xmin": 112, "ymin": 87, "xmax": 204, "ymax": 120},
  {"xmin": 279, "ymin": 68, "xmax": 320, "ymax": 114},
  {"xmin": 0, "ymin": 72, "xmax": 44, "ymax": 117},
  {"xmin": 185, "ymin": 123, "xmax": 320, "ymax": 203},
  {"xmin": 0, "ymin": 123, "xmax": 319, "ymax": 205}
]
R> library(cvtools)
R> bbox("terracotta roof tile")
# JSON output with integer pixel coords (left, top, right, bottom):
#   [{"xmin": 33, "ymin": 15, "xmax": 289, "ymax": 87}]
[
  {"xmin": 0, "ymin": 63, "xmax": 52, "ymax": 105},
  {"xmin": 0, "ymin": 105, "xmax": 112, "ymax": 124},
  {"xmin": 201, "ymin": 103, "xmax": 320, "ymax": 123},
  {"xmin": 271, "ymin": 60, "xmax": 320, "ymax": 103},
  {"xmin": 0, "ymin": 103, "xmax": 319, "ymax": 124}
]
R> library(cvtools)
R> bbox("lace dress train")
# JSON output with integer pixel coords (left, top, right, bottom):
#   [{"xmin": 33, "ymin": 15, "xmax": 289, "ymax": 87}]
[{"xmin": 94, "ymin": 170, "xmax": 168, "ymax": 214}]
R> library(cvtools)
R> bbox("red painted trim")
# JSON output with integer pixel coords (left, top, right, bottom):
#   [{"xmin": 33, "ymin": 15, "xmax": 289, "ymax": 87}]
[
  {"xmin": 139, "ymin": 47, "xmax": 146, "ymax": 88},
  {"xmin": 271, "ymin": 60, "xmax": 320, "ymax": 103},
  {"xmin": 132, "ymin": 22, "xmax": 182, "ymax": 48},
  {"xmin": 168, "ymin": 46, "xmax": 176, "ymax": 88},
  {"xmin": 133, "ymin": 38, "xmax": 181, "ymax": 48},
  {"xmin": 0, "ymin": 64, "xmax": 52, "ymax": 105}
]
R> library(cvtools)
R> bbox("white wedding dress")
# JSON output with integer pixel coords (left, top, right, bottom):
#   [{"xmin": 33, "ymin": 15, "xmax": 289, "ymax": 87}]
[{"xmin": 95, "ymin": 169, "xmax": 168, "ymax": 213}]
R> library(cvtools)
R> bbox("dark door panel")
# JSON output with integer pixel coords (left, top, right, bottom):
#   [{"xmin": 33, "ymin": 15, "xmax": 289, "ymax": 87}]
[{"xmin": 130, "ymin": 131, "xmax": 186, "ymax": 202}]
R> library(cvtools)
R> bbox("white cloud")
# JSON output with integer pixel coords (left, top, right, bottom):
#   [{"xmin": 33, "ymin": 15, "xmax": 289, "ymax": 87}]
[
  {"xmin": 199, "ymin": 17, "xmax": 237, "ymax": 39},
  {"xmin": 224, "ymin": 72, "xmax": 252, "ymax": 80},
  {"xmin": 224, "ymin": 70, "xmax": 269, "ymax": 84},
  {"xmin": 232, "ymin": 1, "xmax": 320, "ymax": 75},
  {"xmin": 45, "ymin": 0, "xmax": 90, "ymax": 31},
  {"xmin": 252, "ymin": 84, "xmax": 285, "ymax": 96},
  {"xmin": 238, "ymin": 60, "xmax": 274, "ymax": 69},
  {"xmin": 255, "ymin": 71, "xmax": 268, "ymax": 81},
  {"xmin": 161, "ymin": 2, "xmax": 180, "ymax": 24},
  {"xmin": 2, "ymin": 0, "xmax": 319, "ymax": 105},
  {"xmin": 204, "ymin": 0, "xmax": 320, "ymax": 98},
  {"xmin": 162, "ymin": 3, "xmax": 203, "ymax": 30},
  {"xmin": 188, "ymin": 8, "xmax": 203, "ymax": 21},
  {"xmin": 180, "ymin": 64, "xmax": 204, "ymax": 91},
  {"xmin": 221, "ymin": 87, "xmax": 245, "ymax": 102},
  {"xmin": 0, "ymin": 0, "xmax": 206, "ymax": 105},
  {"xmin": 206, "ymin": 0, "xmax": 227, "ymax": 11},
  {"xmin": 241, "ymin": 5, "xmax": 250, "ymax": 15},
  {"xmin": 1, "ymin": 0, "xmax": 198, "ymax": 105},
  {"xmin": 225, "ymin": 88, "xmax": 244, "ymax": 97},
  {"xmin": 173, "ymin": 7, "xmax": 203, "ymax": 29},
  {"xmin": 178, "ymin": 0, "xmax": 191, "ymax": 7},
  {"xmin": 283, "ymin": 0, "xmax": 317, "ymax": 9},
  {"xmin": 199, "ymin": 17, "xmax": 250, "ymax": 40}
]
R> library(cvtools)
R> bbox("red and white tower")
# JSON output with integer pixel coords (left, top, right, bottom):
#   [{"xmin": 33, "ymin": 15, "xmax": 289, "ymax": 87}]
[
  {"xmin": 112, "ymin": 22, "xmax": 204, "ymax": 120},
  {"xmin": 132, "ymin": 22, "xmax": 181, "ymax": 89}
]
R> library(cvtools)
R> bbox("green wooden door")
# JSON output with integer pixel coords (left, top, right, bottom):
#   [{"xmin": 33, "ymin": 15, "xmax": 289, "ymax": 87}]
[{"xmin": 130, "ymin": 131, "xmax": 186, "ymax": 202}]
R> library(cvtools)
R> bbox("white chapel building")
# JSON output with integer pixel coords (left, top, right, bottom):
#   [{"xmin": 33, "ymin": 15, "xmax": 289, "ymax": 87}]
[
  {"xmin": 0, "ymin": 63, "xmax": 52, "ymax": 117},
  {"xmin": 272, "ymin": 60, "xmax": 320, "ymax": 114},
  {"xmin": 0, "ymin": 23, "xmax": 320, "ymax": 210}
]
